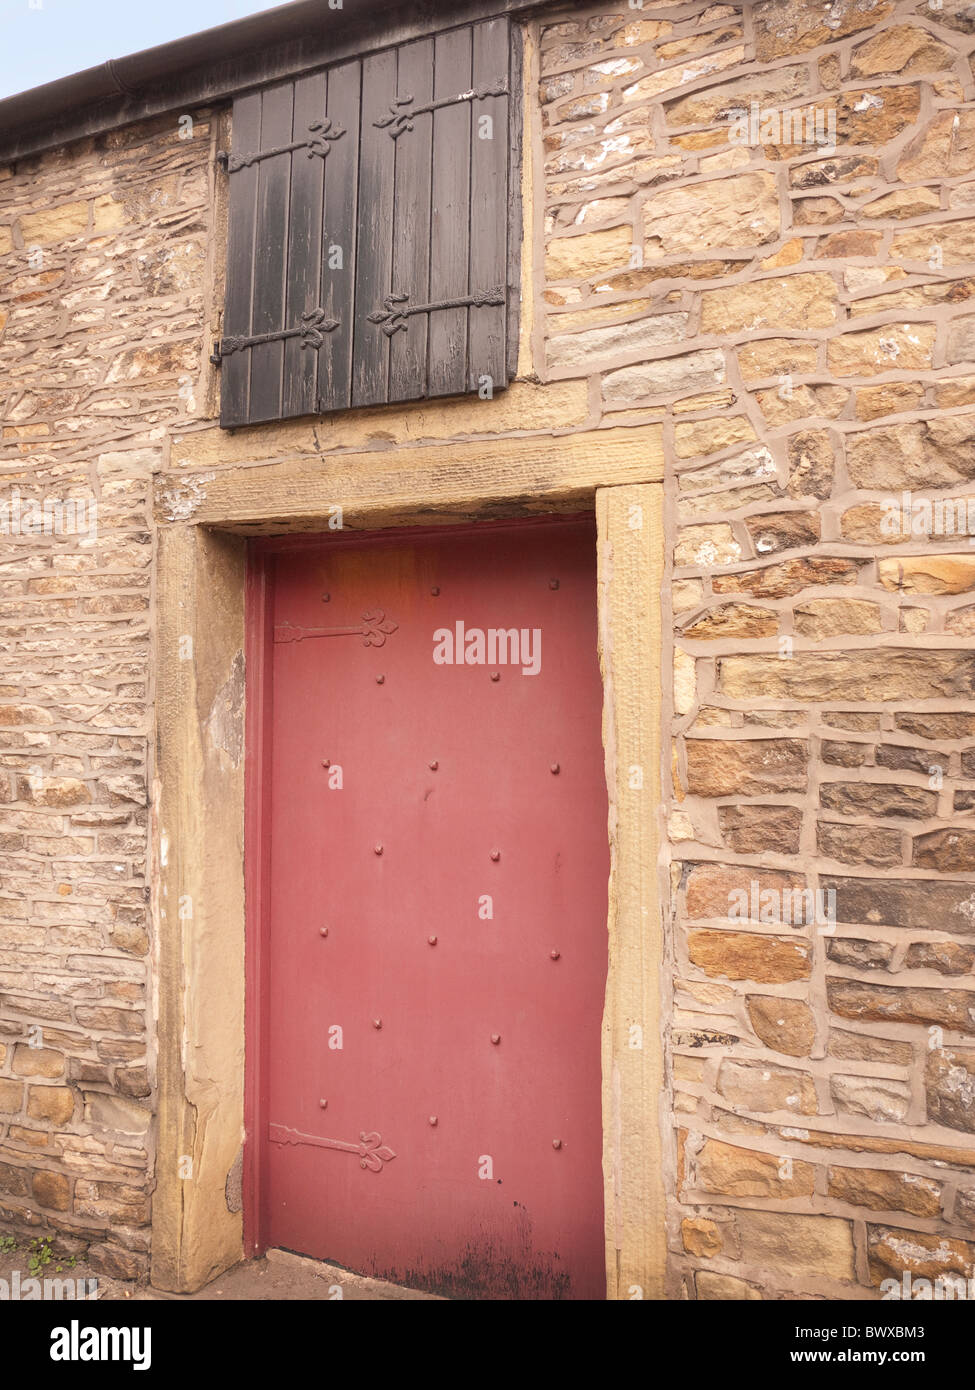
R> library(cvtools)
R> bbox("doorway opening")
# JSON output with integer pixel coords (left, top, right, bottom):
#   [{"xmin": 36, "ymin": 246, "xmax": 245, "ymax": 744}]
[{"xmin": 244, "ymin": 516, "xmax": 609, "ymax": 1299}]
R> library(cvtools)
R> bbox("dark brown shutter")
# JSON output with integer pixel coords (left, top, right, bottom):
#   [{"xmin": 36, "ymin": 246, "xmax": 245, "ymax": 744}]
[{"xmin": 216, "ymin": 17, "xmax": 517, "ymax": 428}]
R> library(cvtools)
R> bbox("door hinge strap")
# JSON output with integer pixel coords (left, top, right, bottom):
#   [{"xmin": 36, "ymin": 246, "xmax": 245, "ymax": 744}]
[
  {"xmin": 273, "ymin": 609, "xmax": 398, "ymax": 647},
  {"xmin": 269, "ymin": 1123, "xmax": 397, "ymax": 1173},
  {"xmin": 368, "ymin": 286, "xmax": 505, "ymax": 337},
  {"xmin": 217, "ymin": 118, "xmax": 346, "ymax": 172},
  {"xmin": 374, "ymin": 82, "xmax": 508, "ymax": 138},
  {"xmin": 210, "ymin": 308, "xmax": 339, "ymax": 364}
]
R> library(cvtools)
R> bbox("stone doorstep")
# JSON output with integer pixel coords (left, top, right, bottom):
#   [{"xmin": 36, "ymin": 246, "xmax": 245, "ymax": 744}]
[{"xmin": 139, "ymin": 1249, "xmax": 443, "ymax": 1301}]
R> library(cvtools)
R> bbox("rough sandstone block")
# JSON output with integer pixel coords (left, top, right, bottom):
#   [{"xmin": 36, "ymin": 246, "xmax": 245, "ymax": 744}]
[
  {"xmin": 681, "ymin": 1216, "xmax": 722, "ymax": 1257},
  {"xmin": 846, "ymin": 416, "xmax": 975, "ymax": 489},
  {"xmin": 687, "ymin": 929, "xmax": 812, "ymax": 983},
  {"xmin": 602, "ymin": 348, "xmax": 725, "ymax": 404},
  {"xmin": 694, "ymin": 1136, "xmax": 816, "ymax": 1197},
  {"xmin": 904, "ymin": 941, "xmax": 975, "ymax": 976},
  {"xmin": 913, "ymin": 828, "xmax": 975, "ymax": 872},
  {"xmin": 547, "ymin": 311, "xmax": 687, "ymax": 368},
  {"xmin": 746, "ymin": 996, "xmax": 816, "ymax": 1056},
  {"xmin": 817, "ymin": 822, "xmax": 903, "ymax": 867},
  {"xmin": 545, "ymin": 225, "xmax": 632, "ymax": 280},
  {"xmin": 735, "ymin": 1210, "xmax": 855, "ymax": 1281},
  {"xmin": 827, "ymin": 1165, "xmax": 941, "ymax": 1217},
  {"xmin": 830, "ymin": 1073, "xmax": 911, "ymax": 1124},
  {"xmin": 868, "ymin": 1226, "xmax": 974, "ymax": 1285},
  {"xmin": 717, "ymin": 1059, "xmax": 818, "ymax": 1115},
  {"xmin": 819, "ymin": 781, "xmax": 937, "ymax": 819},
  {"xmin": 701, "ymin": 273, "xmax": 838, "ymax": 334},
  {"xmin": 926, "ymin": 1046, "xmax": 975, "ymax": 1133},
  {"xmin": 823, "ymin": 875, "xmax": 975, "ymax": 935},
  {"xmin": 26, "ymin": 1086, "xmax": 74, "ymax": 1125},
  {"xmin": 828, "ymin": 323, "xmax": 935, "ymax": 377},
  {"xmin": 643, "ymin": 172, "xmax": 779, "ymax": 258},
  {"xmin": 879, "ymin": 555, "xmax": 975, "ymax": 594},
  {"xmin": 754, "ymin": 0, "xmax": 892, "ymax": 59},
  {"xmin": 713, "ymin": 556, "xmax": 860, "ymax": 598},
  {"xmin": 828, "ymin": 977, "xmax": 975, "ymax": 1035},
  {"xmin": 718, "ymin": 804, "xmax": 802, "ymax": 855},
  {"xmin": 685, "ymin": 862, "xmax": 807, "ymax": 920},
  {"xmin": 31, "ymin": 1169, "xmax": 71, "ymax": 1212},
  {"xmin": 718, "ymin": 650, "xmax": 975, "ymax": 701},
  {"xmin": 12, "ymin": 1045, "xmax": 64, "ymax": 1079},
  {"xmin": 685, "ymin": 739, "xmax": 807, "ymax": 796},
  {"xmin": 696, "ymin": 1271, "xmax": 763, "ymax": 1300},
  {"xmin": 683, "ymin": 603, "xmax": 778, "ymax": 640}
]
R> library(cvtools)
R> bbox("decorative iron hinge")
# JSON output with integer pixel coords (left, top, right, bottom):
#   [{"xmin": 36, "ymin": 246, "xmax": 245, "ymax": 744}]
[
  {"xmin": 274, "ymin": 609, "xmax": 398, "ymax": 647},
  {"xmin": 269, "ymin": 1123, "xmax": 397, "ymax": 1173},
  {"xmin": 210, "ymin": 307, "xmax": 339, "ymax": 365},
  {"xmin": 217, "ymin": 118, "xmax": 346, "ymax": 172},
  {"xmin": 374, "ymin": 82, "xmax": 508, "ymax": 138},
  {"xmin": 368, "ymin": 286, "xmax": 505, "ymax": 336}
]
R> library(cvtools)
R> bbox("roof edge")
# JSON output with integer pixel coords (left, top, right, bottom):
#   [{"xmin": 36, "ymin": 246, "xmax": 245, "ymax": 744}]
[{"xmin": 0, "ymin": 0, "xmax": 540, "ymax": 165}]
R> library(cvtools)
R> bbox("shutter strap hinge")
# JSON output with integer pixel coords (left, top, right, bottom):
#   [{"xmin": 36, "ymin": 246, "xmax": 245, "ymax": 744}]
[
  {"xmin": 210, "ymin": 308, "xmax": 339, "ymax": 365},
  {"xmin": 374, "ymin": 82, "xmax": 508, "ymax": 138},
  {"xmin": 368, "ymin": 286, "xmax": 505, "ymax": 336},
  {"xmin": 216, "ymin": 118, "xmax": 346, "ymax": 173}
]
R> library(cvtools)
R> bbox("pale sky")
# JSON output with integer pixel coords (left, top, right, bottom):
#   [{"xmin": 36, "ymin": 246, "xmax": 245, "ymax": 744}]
[{"xmin": 0, "ymin": 0, "xmax": 286, "ymax": 100}]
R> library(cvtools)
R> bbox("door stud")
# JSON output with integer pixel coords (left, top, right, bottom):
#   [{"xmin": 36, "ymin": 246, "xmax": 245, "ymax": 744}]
[
  {"xmin": 490, "ymin": 671, "xmax": 500, "ymax": 682},
  {"xmin": 319, "ymin": 1099, "xmax": 328, "ymax": 1109},
  {"xmin": 428, "ymin": 1116, "xmax": 438, "ymax": 1126},
  {"xmin": 428, "ymin": 935, "xmax": 438, "ymax": 946},
  {"xmin": 549, "ymin": 579, "xmax": 559, "ymax": 590},
  {"xmin": 491, "ymin": 1034, "xmax": 501, "ymax": 1045},
  {"xmin": 320, "ymin": 927, "xmax": 329, "ymax": 937},
  {"xmin": 552, "ymin": 1139, "xmax": 562, "ymax": 1149},
  {"xmin": 550, "ymin": 950, "xmax": 560, "ymax": 960},
  {"xmin": 429, "ymin": 760, "xmax": 438, "ymax": 770},
  {"xmin": 550, "ymin": 763, "xmax": 560, "ymax": 774},
  {"xmin": 375, "ymin": 674, "xmax": 385, "ymax": 684},
  {"xmin": 374, "ymin": 843, "xmax": 383, "ymax": 855},
  {"xmin": 490, "ymin": 849, "xmax": 500, "ymax": 861},
  {"xmin": 430, "ymin": 586, "xmax": 440, "ymax": 596},
  {"xmin": 373, "ymin": 1018, "xmax": 382, "ymax": 1029}
]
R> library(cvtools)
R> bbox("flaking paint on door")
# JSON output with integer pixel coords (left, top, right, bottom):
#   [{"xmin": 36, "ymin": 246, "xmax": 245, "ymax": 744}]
[{"xmin": 254, "ymin": 517, "xmax": 609, "ymax": 1299}]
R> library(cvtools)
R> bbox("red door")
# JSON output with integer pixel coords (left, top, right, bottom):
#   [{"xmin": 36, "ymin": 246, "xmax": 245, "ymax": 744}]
[{"xmin": 252, "ymin": 517, "xmax": 609, "ymax": 1299}]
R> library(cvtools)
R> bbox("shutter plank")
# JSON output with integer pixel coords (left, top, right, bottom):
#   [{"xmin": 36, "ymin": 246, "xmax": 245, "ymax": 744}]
[
  {"xmin": 353, "ymin": 49, "xmax": 398, "ymax": 408},
  {"xmin": 248, "ymin": 83, "xmax": 294, "ymax": 424},
  {"xmin": 468, "ymin": 18, "xmax": 509, "ymax": 396},
  {"xmin": 283, "ymin": 71, "xmax": 327, "ymax": 419},
  {"xmin": 221, "ymin": 93, "xmax": 262, "ymax": 428},
  {"xmin": 318, "ymin": 59, "xmax": 360, "ymax": 413},
  {"xmin": 388, "ymin": 38, "xmax": 434, "ymax": 404},
  {"xmin": 428, "ymin": 27, "xmax": 473, "ymax": 400}
]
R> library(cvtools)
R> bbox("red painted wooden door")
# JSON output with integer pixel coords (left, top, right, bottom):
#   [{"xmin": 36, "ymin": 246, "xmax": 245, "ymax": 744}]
[{"xmin": 257, "ymin": 518, "xmax": 608, "ymax": 1299}]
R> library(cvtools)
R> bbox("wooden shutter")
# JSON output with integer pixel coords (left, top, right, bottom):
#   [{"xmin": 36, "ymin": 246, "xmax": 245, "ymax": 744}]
[{"xmin": 216, "ymin": 17, "xmax": 517, "ymax": 428}]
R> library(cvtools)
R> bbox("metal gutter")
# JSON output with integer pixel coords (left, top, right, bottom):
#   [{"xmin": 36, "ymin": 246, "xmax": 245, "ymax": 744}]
[{"xmin": 0, "ymin": 0, "xmax": 542, "ymax": 164}]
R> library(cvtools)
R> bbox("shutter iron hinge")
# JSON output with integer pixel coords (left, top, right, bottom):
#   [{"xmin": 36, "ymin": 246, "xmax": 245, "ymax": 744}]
[
  {"xmin": 368, "ymin": 286, "xmax": 505, "ymax": 336},
  {"xmin": 374, "ymin": 82, "xmax": 508, "ymax": 138},
  {"xmin": 210, "ymin": 307, "xmax": 339, "ymax": 364},
  {"xmin": 216, "ymin": 118, "xmax": 346, "ymax": 173}
]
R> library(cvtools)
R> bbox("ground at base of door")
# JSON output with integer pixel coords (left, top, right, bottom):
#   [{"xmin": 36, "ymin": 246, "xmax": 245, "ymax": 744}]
[
  {"xmin": 147, "ymin": 1249, "xmax": 443, "ymax": 1300},
  {"xmin": 0, "ymin": 1246, "xmax": 441, "ymax": 1301}
]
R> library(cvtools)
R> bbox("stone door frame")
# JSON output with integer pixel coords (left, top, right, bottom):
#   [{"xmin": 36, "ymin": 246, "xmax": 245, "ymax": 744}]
[{"xmin": 149, "ymin": 428, "xmax": 667, "ymax": 1297}]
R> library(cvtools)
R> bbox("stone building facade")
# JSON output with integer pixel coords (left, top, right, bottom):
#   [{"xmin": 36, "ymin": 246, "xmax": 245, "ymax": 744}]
[{"xmin": 1, "ymin": 0, "xmax": 975, "ymax": 1298}]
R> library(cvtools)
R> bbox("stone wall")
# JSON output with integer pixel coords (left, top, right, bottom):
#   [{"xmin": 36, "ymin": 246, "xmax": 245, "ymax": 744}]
[
  {"xmin": 2, "ymin": 0, "xmax": 975, "ymax": 1296},
  {"xmin": 0, "ymin": 113, "xmax": 215, "ymax": 1279},
  {"xmin": 536, "ymin": 0, "xmax": 975, "ymax": 1298}
]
